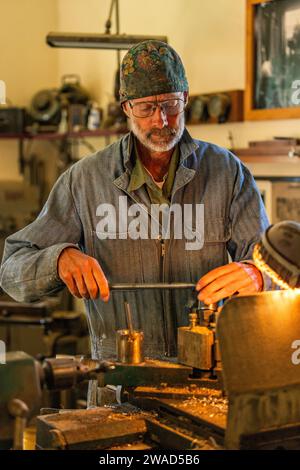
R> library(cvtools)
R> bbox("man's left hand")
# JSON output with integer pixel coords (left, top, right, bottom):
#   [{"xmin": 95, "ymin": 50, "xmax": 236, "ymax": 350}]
[{"xmin": 196, "ymin": 262, "xmax": 263, "ymax": 305}]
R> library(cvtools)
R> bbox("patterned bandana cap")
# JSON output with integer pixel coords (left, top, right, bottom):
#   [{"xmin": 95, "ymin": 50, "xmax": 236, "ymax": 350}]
[{"xmin": 119, "ymin": 40, "xmax": 188, "ymax": 103}]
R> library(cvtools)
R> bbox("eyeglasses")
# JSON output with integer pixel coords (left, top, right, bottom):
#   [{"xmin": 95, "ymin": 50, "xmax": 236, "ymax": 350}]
[{"xmin": 128, "ymin": 98, "xmax": 186, "ymax": 118}]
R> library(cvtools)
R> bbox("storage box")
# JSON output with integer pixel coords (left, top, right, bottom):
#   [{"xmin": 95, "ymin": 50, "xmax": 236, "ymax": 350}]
[{"xmin": 0, "ymin": 107, "xmax": 25, "ymax": 134}]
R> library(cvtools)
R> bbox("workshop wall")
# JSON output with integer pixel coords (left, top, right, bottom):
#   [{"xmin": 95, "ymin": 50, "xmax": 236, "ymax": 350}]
[
  {"xmin": 55, "ymin": 0, "xmax": 245, "ymax": 109},
  {"xmin": 0, "ymin": 0, "xmax": 59, "ymax": 181},
  {"xmin": 56, "ymin": 0, "xmax": 300, "ymax": 176},
  {"xmin": 1, "ymin": 0, "xmax": 300, "ymax": 181}
]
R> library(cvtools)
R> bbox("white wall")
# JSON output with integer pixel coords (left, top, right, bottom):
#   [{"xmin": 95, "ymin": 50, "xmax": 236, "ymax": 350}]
[
  {"xmin": 56, "ymin": 0, "xmax": 246, "ymax": 114},
  {"xmin": 0, "ymin": 0, "xmax": 59, "ymax": 181}
]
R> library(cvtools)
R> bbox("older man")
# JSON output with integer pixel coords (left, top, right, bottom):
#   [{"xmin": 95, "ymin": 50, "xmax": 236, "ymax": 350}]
[{"xmin": 0, "ymin": 41, "xmax": 269, "ymax": 360}]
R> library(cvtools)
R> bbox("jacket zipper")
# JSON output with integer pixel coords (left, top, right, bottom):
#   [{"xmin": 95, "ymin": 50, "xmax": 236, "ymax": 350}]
[
  {"xmin": 158, "ymin": 234, "xmax": 170, "ymax": 356},
  {"xmin": 160, "ymin": 237, "xmax": 166, "ymax": 279}
]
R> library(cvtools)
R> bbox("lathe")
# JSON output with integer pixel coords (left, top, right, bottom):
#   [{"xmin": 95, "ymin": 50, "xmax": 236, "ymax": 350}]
[
  {"xmin": 1, "ymin": 221, "xmax": 300, "ymax": 451},
  {"xmin": 1, "ymin": 289, "xmax": 299, "ymax": 451}
]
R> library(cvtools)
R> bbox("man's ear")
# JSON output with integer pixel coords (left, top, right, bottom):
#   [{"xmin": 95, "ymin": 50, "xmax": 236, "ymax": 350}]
[
  {"xmin": 183, "ymin": 91, "xmax": 189, "ymax": 105},
  {"xmin": 121, "ymin": 102, "xmax": 130, "ymax": 118}
]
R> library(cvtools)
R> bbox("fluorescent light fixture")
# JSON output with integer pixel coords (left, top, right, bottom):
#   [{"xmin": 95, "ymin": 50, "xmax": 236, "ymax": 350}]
[{"xmin": 46, "ymin": 32, "xmax": 168, "ymax": 50}]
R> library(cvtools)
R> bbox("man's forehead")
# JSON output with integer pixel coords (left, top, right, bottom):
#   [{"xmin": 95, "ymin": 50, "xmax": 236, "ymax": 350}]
[{"xmin": 131, "ymin": 92, "xmax": 183, "ymax": 103}]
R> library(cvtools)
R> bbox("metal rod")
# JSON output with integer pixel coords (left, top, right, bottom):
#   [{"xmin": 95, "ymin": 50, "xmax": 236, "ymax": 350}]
[
  {"xmin": 105, "ymin": 0, "xmax": 116, "ymax": 33},
  {"xmin": 115, "ymin": 0, "xmax": 120, "ymax": 35},
  {"xmin": 115, "ymin": 0, "xmax": 121, "ymax": 68},
  {"xmin": 110, "ymin": 282, "xmax": 196, "ymax": 291},
  {"xmin": 124, "ymin": 301, "xmax": 134, "ymax": 334}
]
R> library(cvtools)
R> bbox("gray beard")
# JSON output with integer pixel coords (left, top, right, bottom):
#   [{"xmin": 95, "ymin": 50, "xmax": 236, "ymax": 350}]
[{"xmin": 129, "ymin": 114, "xmax": 185, "ymax": 152}]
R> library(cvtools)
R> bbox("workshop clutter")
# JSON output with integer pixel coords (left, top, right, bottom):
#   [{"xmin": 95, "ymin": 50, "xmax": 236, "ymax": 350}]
[
  {"xmin": 0, "ymin": 74, "xmax": 128, "ymax": 135},
  {"xmin": 185, "ymin": 90, "xmax": 244, "ymax": 125},
  {"xmin": 28, "ymin": 74, "xmax": 98, "ymax": 133}
]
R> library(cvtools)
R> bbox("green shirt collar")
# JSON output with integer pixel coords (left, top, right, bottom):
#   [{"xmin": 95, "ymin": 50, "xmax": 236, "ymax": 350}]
[{"xmin": 128, "ymin": 139, "xmax": 179, "ymax": 204}]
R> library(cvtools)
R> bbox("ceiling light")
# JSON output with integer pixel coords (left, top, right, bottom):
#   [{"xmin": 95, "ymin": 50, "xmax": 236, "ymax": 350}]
[
  {"xmin": 46, "ymin": 32, "xmax": 168, "ymax": 50},
  {"xmin": 46, "ymin": 0, "xmax": 167, "ymax": 51}
]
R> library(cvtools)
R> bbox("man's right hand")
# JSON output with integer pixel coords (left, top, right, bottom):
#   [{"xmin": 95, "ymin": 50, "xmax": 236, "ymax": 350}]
[{"xmin": 57, "ymin": 247, "xmax": 110, "ymax": 301}]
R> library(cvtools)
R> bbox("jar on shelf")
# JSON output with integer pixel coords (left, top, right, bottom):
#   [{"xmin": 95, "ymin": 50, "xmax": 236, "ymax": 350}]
[{"xmin": 87, "ymin": 102, "xmax": 101, "ymax": 130}]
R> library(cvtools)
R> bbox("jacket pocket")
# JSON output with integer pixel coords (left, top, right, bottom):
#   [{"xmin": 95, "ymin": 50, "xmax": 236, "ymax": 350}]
[
  {"xmin": 187, "ymin": 218, "xmax": 231, "ymax": 281},
  {"xmin": 91, "ymin": 230, "xmax": 144, "ymax": 283},
  {"xmin": 203, "ymin": 217, "xmax": 231, "ymax": 244}
]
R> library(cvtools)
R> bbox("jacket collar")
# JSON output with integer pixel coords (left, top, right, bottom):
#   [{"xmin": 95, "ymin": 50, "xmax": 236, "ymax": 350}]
[
  {"xmin": 178, "ymin": 127, "xmax": 199, "ymax": 164},
  {"xmin": 114, "ymin": 128, "xmax": 199, "ymax": 192}
]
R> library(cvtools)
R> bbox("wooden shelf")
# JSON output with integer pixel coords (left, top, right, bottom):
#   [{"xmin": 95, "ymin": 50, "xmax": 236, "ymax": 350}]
[
  {"xmin": 235, "ymin": 154, "xmax": 300, "ymax": 164},
  {"xmin": 0, "ymin": 128, "xmax": 128, "ymax": 175}
]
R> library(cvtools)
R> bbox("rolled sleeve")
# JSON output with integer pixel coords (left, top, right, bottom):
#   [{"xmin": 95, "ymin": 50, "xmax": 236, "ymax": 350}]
[{"xmin": 240, "ymin": 259, "xmax": 273, "ymax": 291}]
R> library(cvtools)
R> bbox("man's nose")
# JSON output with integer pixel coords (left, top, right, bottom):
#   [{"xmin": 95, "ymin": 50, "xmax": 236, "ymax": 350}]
[{"xmin": 151, "ymin": 105, "xmax": 168, "ymax": 127}]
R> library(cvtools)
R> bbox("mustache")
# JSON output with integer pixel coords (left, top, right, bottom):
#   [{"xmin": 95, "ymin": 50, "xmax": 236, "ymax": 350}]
[{"xmin": 146, "ymin": 127, "xmax": 177, "ymax": 138}]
